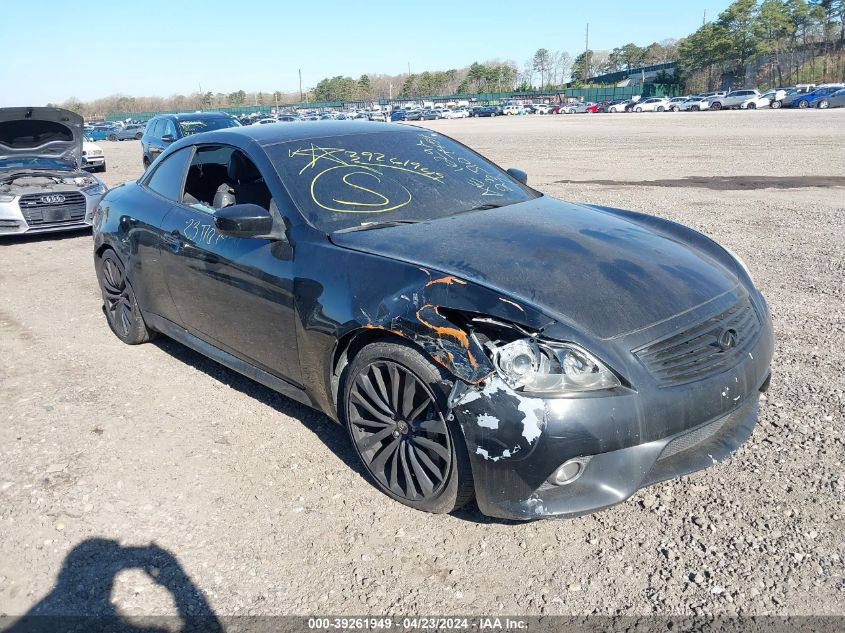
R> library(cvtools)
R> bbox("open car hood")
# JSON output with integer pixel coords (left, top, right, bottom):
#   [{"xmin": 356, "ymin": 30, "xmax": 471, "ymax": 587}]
[{"xmin": 0, "ymin": 107, "xmax": 84, "ymax": 169}]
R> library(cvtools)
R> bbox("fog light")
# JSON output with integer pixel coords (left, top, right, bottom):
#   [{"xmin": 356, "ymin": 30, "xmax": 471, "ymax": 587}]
[{"xmin": 549, "ymin": 457, "xmax": 590, "ymax": 486}]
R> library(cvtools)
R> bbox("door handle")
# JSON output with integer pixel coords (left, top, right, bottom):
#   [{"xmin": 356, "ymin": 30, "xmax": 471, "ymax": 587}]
[{"xmin": 163, "ymin": 231, "xmax": 181, "ymax": 250}]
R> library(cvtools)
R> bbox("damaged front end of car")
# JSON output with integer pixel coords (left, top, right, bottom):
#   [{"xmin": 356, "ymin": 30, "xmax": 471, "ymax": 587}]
[{"xmin": 343, "ymin": 264, "xmax": 774, "ymax": 520}]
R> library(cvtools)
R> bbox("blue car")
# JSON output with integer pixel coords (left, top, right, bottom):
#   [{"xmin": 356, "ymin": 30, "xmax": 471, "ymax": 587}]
[
  {"xmin": 793, "ymin": 85, "xmax": 845, "ymax": 109},
  {"xmin": 87, "ymin": 124, "xmax": 120, "ymax": 141},
  {"xmin": 390, "ymin": 110, "xmax": 407, "ymax": 121}
]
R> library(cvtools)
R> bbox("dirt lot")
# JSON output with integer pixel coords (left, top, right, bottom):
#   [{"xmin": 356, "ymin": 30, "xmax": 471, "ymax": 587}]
[{"xmin": 1, "ymin": 111, "xmax": 843, "ymax": 620}]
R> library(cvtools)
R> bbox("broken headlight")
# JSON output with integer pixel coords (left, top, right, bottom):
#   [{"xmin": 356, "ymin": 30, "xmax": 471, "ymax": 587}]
[{"xmin": 490, "ymin": 339, "xmax": 620, "ymax": 394}]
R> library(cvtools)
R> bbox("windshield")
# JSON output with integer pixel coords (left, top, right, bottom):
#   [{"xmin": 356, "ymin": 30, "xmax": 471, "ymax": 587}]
[
  {"xmin": 0, "ymin": 157, "xmax": 75, "ymax": 171},
  {"xmin": 265, "ymin": 130, "xmax": 537, "ymax": 232},
  {"xmin": 177, "ymin": 117, "xmax": 240, "ymax": 136}
]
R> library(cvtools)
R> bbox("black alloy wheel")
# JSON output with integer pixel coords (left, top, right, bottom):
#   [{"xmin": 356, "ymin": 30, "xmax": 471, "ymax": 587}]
[
  {"xmin": 344, "ymin": 342, "xmax": 473, "ymax": 514},
  {"xmin": 96, "ymin": 250, "xmax": 154, "ymax": 345}
]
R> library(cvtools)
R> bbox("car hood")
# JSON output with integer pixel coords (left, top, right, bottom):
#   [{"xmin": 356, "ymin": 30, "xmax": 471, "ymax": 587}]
[
  {"xmin": 0, "ymin": 107, "xmax": 83, "ymax": 169},
  {"xmin": 330, "ymin": 196, "xmax": 739, "ymax": 340}
]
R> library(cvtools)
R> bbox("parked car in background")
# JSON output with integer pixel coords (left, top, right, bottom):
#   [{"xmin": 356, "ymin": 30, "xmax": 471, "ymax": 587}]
[
  {"xmin": 708, "ymin": 90, "xmax": 760, "ymax": 110},
  {"xmin": 277, "ymin": 115, "xmax": 300, "ymax": 122},
  {"xmin": 404, "ymin": 110, "xmax": 424, "ymax": 121},
  {"xmin": 141, "ymin": 112, "xmax": 240, "ymax": 169},
  {"xmin": 419, "ymin": 110, "xmax": 441, "ymax": 120},
  {"xmin": 605, "ymin": 100, "xmax": 632, "ymax": 113},
  {"xmin": 561, "ymin": 102, "xmax": 593, "ymax": 114},
  {"xmin": 115, "ymin": 124, "xmax": 146, "ymax": 140},
  {"xmin": 793, "ymin": 85, "xmax": 845, "ymax": 109},
  {"xmin": 0, "ymin": 107, "xmax": 106, "ymax": 236},
  {"xmin": 390, "ymin": 110, "xmax": 407, "ymax": 122},
  {"xmin": 88, "ymin": 124, "xmax": 120, "ymax": 141},
  {"xmin": 91, "ymin": 120, "xmax": 774, "ymax": 520},
  {"xmin": 679, "ymin": 96, "xmax": 710, "ymax": 111},
  {"xmin": 530, "ymin": 104, "xmax": 552, "ymax": 114},
  {"xmin": 478, "ymin": 105, "xmax": 502, "ymax": 117},
  {"xmin": 817, "ymin": 87, "xmax": 845, "ymax": 109},
  {"xmin": 633, "ymin": 97, "xmax": 670, "ymax": 112},
  {"xmin": 584, "ymin": 103, "xmax": 603, "ymax": 113},
  {"xmin": 502, "ymin": 104, "xmax": 524, "ymax": 115},
  {"xmin": 601, "ymin": 100, "xmax": 628, "ymax": 113},
  {"xmin": 666, "ymin": 97, "xmax": 689, "ymax": 112},
  {"xmin": 82, "ymin": 136, "xmax": 106, "ymax": 172},
  {"xmin": 740, "ymin": 89, "xmax": 785, "ymax": 110}
]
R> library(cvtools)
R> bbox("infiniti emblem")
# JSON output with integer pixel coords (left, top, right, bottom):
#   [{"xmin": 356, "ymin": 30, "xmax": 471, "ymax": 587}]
[
  {"xmin": 716, "ymin": 328, "xmax": 738, "ymax": 351},
  {"xmin": 40, "ymin": 194, "xmax": 66, "ymax": 204}
]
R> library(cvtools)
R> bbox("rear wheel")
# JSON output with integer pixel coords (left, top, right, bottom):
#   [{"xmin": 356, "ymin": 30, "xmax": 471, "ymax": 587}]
[
  {"xmin": 771, "ymin": 100, "xmax": 782, "ymax": 109},
  {"xmin": 710, "ymin": 102, "xmax": 723, "ymax": 111},
  {"xmin": 657, "ymin": 106, "xmax": 665, "ymax": 112},
  {"xmin": 798, "ymin": 100, "xmax": 809, "ymax": 109},
  {"xmin": 819, "ymin": 99, "xmax": 830, "ymax": 109},
  {"xmin": 747, "ymin": 102, "xmax": 756, "ymax": 110},
  {"xmin": 96, "ymin": 250, "xmax": 155, "ymax": 345},
  {"xmin": 135, "ymin": 132, "xmax": 143, "ymax": 140},
  {"xmin": 342, "ymin": 341, "xmax": 474, "ymax": 514},
  {"xmin": 635, "ymin": 107, "xmax": 643, "ymax": 113},
  {"xmin": 107, "ymin": 133, "xmax": 118, "ymax": 142}
]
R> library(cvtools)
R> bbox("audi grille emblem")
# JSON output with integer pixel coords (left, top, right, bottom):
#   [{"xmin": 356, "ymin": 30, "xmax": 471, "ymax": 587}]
[
  {"xmin": 40, "ymin": 194, "xmax": 66, "ymax": 204},
  {"xmin": 716, "ymin": 328, "xmax": 738, "ymax": 351}
]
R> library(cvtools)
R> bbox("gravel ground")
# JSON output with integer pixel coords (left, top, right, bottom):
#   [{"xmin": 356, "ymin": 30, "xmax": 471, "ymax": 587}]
[{"xmin": 0, "ymin": 111, "xmax": 843, "ymax": 619}]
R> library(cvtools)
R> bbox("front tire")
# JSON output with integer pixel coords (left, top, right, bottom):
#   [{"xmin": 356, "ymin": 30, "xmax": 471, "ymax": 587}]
[
  {"xmin": 107, "ymin": 134, "xmax": 118, "ymax": 142},
  {"xmin": 819, "ymin": 99, "xmax": 829, "ymax": 109},
  {"xmin": 798, "ymin": 100, "xmax": 809, "ymax": 109},
  {"xmin": 135, "ymin": 132, "xmax": 143, "ymax": 140},
  {"xmin": 747, "ymin": 102, "xmax": 756, "ymax": 110},
  {"xmin": 710, "ymin": 102, "xmax": 723, "ymax": 111},
  {"xmin": 342, "ymin": 341, "xmax": 474, "ymax": 515},
  {"xmin": 657, "ymin": 106, "xmax": 665, "ymax": 112},
  {"xmin": 771, "ymin": 100, "xmax": 782, "ymax": 109},
  {"xmin": 96, "ymin": 250, "xmax": 155, "ymax": 345}
]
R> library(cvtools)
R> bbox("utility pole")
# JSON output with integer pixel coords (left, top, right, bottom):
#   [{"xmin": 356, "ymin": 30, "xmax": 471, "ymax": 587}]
[
  {"xmin": 584, "ymin": 23, "xmax": 590, "ymax": 82},
  {"xmin": 299, "ymin": 69, "xmax": 303, "ymax": 103},
  {"xmin": 703, "ymin": 9, "xmax": 706, "ymax": 26},
  {"xmin": 408, "ymin": 62, "xmax": 411, "ymax": 77}
]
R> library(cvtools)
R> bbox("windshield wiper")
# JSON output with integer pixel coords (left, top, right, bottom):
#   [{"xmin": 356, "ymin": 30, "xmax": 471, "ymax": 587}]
[{"xmin": 334, "ymin": 220, "xmax": 421, "ymax": 234}]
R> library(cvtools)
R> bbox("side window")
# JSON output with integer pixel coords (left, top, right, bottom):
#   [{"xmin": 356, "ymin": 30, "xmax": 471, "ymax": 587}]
[
  {"xmin": 163, "ymin": 119, "xmax": 178, "ymax": 139},
  {"xmin": 151, "ymin": 119, "xmax": 165, "ymax": 138},
  {"xmin": 145, "ymin": 147, "xmax": 193, "ymax": 202}
]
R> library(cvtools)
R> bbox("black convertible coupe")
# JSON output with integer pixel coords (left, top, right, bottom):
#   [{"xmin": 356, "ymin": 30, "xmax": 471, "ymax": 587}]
[{"xmin": 92, "ymin": 121, "xmax": 773, "ymax": 520}]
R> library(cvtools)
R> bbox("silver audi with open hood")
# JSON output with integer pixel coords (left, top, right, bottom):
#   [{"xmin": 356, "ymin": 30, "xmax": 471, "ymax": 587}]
[{"xmin": 0, "ymin": 107, "xmax": 106, "ymax": 236}]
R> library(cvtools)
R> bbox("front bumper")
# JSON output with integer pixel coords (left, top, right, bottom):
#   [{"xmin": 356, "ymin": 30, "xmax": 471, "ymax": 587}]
[
  {"xmin": 0, "ymin": 193, "xmax": 101, "ymax": 236},
  {"xmin": 452, "ymin": 294, "xmax": 775, "ymax": 520}
]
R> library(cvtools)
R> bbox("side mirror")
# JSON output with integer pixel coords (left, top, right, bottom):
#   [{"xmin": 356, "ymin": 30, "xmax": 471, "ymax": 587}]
[
  {"xmin": 507, "ymin": 168, "xmax": 528, "ymax": 185},
  {"xmin": 161, "ymin": 134, "xmax": 176, "ymax": 143},
  {"xmin": 213, "ymin": 203, "xmax": 274, "ymax": 238}
]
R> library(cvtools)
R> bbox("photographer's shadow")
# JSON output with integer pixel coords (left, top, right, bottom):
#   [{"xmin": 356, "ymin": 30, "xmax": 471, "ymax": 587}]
[{"xmin": 5, "ymin": 538, "xmax": 222, "ymax": 633}]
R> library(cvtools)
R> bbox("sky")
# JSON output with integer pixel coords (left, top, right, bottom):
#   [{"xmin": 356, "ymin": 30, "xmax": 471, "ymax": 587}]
[{"xmin": 1, "ymin": 0, "xmax": 734, "ymax": 106}]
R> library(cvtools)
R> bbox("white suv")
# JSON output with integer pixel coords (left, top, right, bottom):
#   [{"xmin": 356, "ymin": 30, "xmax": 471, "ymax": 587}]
[{"xmin": 708, "ymin": 90, "xmax": 760, "ymax": 110}]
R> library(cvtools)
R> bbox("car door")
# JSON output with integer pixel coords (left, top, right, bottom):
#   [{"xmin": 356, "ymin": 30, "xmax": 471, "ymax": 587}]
[
  {"xmin": 131, "ymin": 145, "xmax": 196, "ymax": 323},
  {"xmin": 157, "ymin": 146, "xmax": 300, "ymax": 383}
]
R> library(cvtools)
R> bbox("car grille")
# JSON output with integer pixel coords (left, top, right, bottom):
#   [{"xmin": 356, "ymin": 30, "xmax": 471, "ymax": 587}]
[
  {"xmin": 19, "ymin": 192, "xmax": 86, "ymax": 226},
  {"xmin": 634, "ymin": 298, "xmax": 760, "ymax": 387}
]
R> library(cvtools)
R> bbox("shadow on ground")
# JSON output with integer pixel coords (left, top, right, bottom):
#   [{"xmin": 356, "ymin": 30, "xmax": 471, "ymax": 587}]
[{"xmin": 2, "ymin": 539, "xmax": 222, "ymax": 633}]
